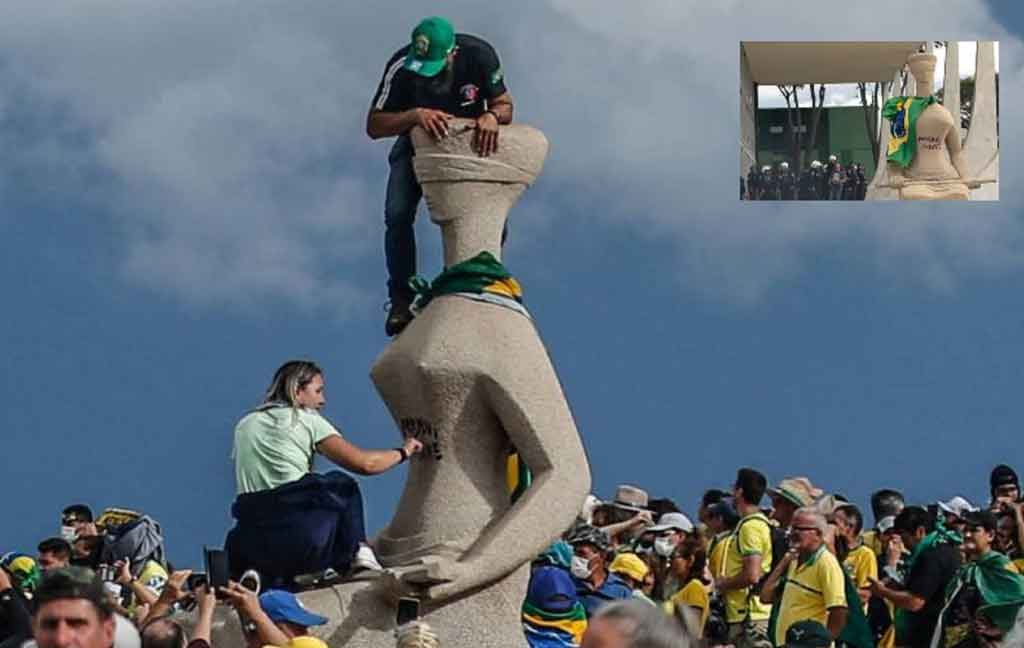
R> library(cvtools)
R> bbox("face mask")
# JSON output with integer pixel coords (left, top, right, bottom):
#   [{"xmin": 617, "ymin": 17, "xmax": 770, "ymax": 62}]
[
  {"xmin": 655, "ymin": 537, "xmax": 677, "ymax": 558},
  {"xmin": 570, "ymin": 555, "xmax": 594, "ymax": 580},
  {"xmin": 60, "ymin": 526, "xmax": 77, "ymax": 542}
]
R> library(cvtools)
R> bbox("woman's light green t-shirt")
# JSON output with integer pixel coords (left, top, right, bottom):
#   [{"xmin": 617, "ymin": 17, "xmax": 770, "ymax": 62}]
[{"xmin": 233, "ymin": 406, "xmax": 341, "ymax": 494}]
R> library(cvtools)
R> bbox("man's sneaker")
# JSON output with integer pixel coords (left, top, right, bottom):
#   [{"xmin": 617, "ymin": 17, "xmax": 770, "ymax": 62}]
[
  {"xmin": 240, "ymin": 569, "xmax": 261, "ymax": 595},
  {"xmin": 385, "ymin": 297, "xmax": 414, "ymax": 337},
  {"xmin": 351, "ymin": 543, "xmax": 385, "ymax": 573}
]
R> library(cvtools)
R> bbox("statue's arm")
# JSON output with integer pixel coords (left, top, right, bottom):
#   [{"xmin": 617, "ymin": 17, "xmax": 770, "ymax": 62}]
[
  {"xmin": 418, "ymin": 344, "xmax": 591, "ymax": 601},
  {"xmin": 946, "ymin": 124, "xmax": 971, "ymax": 181}
]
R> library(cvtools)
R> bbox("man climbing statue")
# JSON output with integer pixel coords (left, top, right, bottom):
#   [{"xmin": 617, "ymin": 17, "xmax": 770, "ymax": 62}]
[{"xmin": 367, "ymin": 16, "xmax": 514, "ymax": 336}]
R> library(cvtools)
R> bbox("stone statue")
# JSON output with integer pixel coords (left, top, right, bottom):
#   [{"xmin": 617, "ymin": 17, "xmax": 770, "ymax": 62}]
[
  {"xmin": 199, "ymin": 121, "xmax": 591, "ymax": 648},
  {"xmin": 885, "ymin": 53, "xmax": 978, "ymax": 200}
]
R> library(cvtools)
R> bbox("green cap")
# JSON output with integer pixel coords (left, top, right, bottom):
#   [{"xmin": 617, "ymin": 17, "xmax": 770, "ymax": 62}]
[
  {"xmin": 785, "ymin": 620, "xmax": 832, "ymax": 648},
  {"xmin": 404, "ymin": 17, "xmax": 455, "ymax": 77}
]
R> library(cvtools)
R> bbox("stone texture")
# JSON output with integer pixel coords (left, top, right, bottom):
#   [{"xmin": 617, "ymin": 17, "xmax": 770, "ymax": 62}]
[
  {"xmin": 189, "ymin": 122, "xmax": 590, "ymax": 648},
  {"xmin": 965, "ymin": 41, "xmax": 999, "ymax": 201}
]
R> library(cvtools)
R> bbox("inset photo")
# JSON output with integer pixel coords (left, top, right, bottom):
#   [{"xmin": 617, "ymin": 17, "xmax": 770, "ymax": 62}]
[{"xmin": 739, "ymin": 41, "xmax": 999, "ymax": 201}]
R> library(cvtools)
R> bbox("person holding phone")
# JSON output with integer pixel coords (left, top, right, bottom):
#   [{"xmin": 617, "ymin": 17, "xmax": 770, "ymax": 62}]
[{"xmin": 226, "ymin": 360, "xmax": 424, "ymax": 589}]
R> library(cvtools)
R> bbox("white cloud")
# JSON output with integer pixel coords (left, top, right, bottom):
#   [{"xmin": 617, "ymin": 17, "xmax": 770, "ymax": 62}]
[{"xmin": 0, "ymin": 0, "xmax": 1019, "ymax": 308}]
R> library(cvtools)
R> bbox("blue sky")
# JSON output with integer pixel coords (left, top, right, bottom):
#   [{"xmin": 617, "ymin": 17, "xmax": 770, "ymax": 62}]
[{"xmin": 2, "ymin": 1, "xmax": 1022, "ymax": 568}]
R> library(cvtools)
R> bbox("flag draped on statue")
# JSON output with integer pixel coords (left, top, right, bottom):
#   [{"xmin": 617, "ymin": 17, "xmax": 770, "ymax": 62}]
[{"xmin": 883, "ymin": 95, "xmax": 937, "ymax": 168}]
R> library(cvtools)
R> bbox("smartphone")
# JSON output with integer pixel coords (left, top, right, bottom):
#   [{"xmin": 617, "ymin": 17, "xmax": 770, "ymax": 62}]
[
  {"xmin": 186, "ymin": 572, "xmax": 208, "ymax": 591},
  {"xmin": 203, "ymin": 547, "xmax": 230, "ymax": 590},
  {"xmin": 396, "ymin": 597, "xmax": 419, "ymax": 626}
]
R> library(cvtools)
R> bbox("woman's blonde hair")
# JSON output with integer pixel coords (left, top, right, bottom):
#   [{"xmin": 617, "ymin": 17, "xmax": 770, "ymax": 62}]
[{"xmin": 262, "ymin": 360, "xmax": 322, "ymax": 408}]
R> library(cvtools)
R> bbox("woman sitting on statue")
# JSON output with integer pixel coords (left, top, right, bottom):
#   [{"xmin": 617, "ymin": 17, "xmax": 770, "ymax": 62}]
[{"xmin": 225, "ymin": 359, "xmax": 423, "ymax": 589}]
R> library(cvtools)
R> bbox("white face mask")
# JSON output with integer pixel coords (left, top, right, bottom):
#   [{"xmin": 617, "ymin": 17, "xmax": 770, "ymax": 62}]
[
  {"xmin": 654, "ymin": 536, "xmax": 677, "ymax": 558},
  {"xmin": 570, "ymin": 555, "xmax": 594, "ymax": 580},
  {"xmin": 60, "ymin": 526, "xmax": 77, "ymax": 542}
]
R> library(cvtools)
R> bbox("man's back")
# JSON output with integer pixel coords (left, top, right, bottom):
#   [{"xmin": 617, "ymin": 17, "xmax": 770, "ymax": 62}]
[
  {"xmin": 372, "ymin": 34, "xmax": 506, "ymax": 119},
  {"xmin": 903, "ymin": 541, "xmax": 961, "ymax": 648}
]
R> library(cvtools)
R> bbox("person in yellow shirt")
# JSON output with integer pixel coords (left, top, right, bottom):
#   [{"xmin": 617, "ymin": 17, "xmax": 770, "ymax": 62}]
[
  {"xmin": 714, "ymin": 468, "xmax": 774, "ymax": 648},
  {"xmin": 761, "ymin": 508, "xmax": 848, "ymax": 647},
  {"xmin": 663, "ymin": 536, "xmax": 710, "ymax": 637},
  {"xmin": 833, "ymin": 504, "xmax": 877, "ymax": 613},
  {"xmin": 705, "ymin": 498, "xmax": 740, "ymax": 579}
]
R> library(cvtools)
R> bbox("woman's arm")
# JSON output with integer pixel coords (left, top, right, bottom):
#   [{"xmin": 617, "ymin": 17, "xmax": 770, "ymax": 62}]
[{"xmin": 316, "ymin": 435, "xmax": 422, "ymax": 476}]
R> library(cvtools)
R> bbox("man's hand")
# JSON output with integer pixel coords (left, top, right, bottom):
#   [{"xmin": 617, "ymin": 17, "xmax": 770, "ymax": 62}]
[
  {"xmin": 631, "ymin": 510, "xmax": 654, "ymax": 528},
  {"xmin": 220, "ymin": 580, "xmax": 262, "ymax": 618},
  {"xmin": 158, "ymin": 569, "xmax": 192, "ymax": 605},
  {"xmin": 473, "ymin": 111, "xmax": 499, "ymax": 157},
  {"xmin": 194, "ymin": 583, "xmax": 216, "ymax": 614},
  {"xmin": 415, "ymin": 108, "xmax": 453, "ymax": 140},
  {"xmin": 866, "ymin": 576, "xmax": 886, "ymax": 598},
  {"xmin": 114, "ymin": 559, "xmax": 132, "ymax": 585}
]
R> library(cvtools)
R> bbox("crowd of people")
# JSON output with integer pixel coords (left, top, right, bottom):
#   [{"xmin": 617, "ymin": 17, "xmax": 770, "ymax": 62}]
[
  {"xmin": 523, "ymin": 464, "xmax": 1024, "ymax": 648},
  {"xmin": 0, "ymin": 502, "xmax": 338, "ymax": 648},
  {"xmin": 742, "ymin": 156, "xmax": 869, "ymax": 201}
]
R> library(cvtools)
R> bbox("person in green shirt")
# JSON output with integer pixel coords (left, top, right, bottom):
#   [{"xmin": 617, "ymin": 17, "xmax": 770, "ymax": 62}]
[{"xmin": 227, "ymin": 360, "xmax": 423, "ymax": 587}]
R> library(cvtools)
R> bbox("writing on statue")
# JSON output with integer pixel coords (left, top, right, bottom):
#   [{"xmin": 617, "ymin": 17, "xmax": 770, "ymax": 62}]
[
  {"xmin": 918, "ymin": 135, "xmax": 942, "ymax": 151},
  {"xmin": 400, "ymin": 417, "xmax": 442, "ymax": 460}
]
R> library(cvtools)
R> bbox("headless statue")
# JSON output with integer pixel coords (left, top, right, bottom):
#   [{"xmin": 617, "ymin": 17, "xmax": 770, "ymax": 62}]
[
  {"xmin": 200, "ymin": 122, "xmax": 591, "ymax": 648},
  {"xmin": 887, "ymin": 53, "xmax": 976, "ymax": 200}
]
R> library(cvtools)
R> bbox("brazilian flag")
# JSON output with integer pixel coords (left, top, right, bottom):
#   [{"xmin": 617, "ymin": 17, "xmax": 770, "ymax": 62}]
[
  {"xmin": 410, "ymin": 251, "xmax": 523, "ymax": 311},
  {"xmin": 882, "ymin": 95, "xmax": 937, "ymax": 168},
  {"xmin": 507, "ymin": 450, "xmax": 532, "ymax": 504}
]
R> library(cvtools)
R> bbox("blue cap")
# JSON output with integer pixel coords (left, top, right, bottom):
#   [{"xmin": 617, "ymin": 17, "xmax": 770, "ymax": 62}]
[
  {"xmin": 526, "ymin": 565, "xmax": 578, "ymax": 613},
  {"xmin": 259, "ymin": 590, "xmax": 328, "ymax": 627}
]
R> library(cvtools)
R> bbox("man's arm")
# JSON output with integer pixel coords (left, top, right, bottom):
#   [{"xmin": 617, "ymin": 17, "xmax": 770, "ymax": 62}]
[
  {"xmin": 716, "ymin": 553, "xmax": 762, "ymax": 593},
  {"xmin": 867, "ymin": 577, "xmax": 926, "ymax": 611},
  {"xmin": 826, "ymin": 606, "xmax": 849, "ymax": 638},
  {"xmin": 367, "ymin": 107, "xmax": 453, "ymax": 140},
  {"xmin": 759, "ymin": 549, "xmax": 796, "ymax": 604}
]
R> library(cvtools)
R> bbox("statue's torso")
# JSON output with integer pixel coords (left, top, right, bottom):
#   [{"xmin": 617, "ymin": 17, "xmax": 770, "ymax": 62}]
[
  {"xmin": 906, "ymin": 103, "xmax": 957, "ymax": 179},
  {"xmin": 370, "ymin": 296, "xmax": 536, "ymax": 564}
]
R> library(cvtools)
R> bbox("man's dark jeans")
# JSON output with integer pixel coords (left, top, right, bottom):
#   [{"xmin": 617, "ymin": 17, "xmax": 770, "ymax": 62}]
[
  {"xmin": 383, "ymin": 133, "xmax": 509, "ymax": 302},
  {"xmin": 385, "ymin": 135, "xmax": 421, "ymax": 302}
]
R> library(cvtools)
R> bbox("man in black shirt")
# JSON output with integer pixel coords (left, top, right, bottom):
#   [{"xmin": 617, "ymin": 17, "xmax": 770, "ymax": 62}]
[
  {"xmin": 367, "ymin": 16, "xmax": 514, "ymax": 336},
  {"xmin": 868, "ymin": 506, "xmax": 961, "ymax": 648}
]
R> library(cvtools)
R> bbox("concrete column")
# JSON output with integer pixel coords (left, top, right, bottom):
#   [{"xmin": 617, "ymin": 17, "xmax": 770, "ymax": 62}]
[
  {"xmin": 943, "ymin": 41, "xmax": 960, "ymax": 135},
  {"xmin": 964, "ymin": 41, "xmax": 999, "ymax": 200}
]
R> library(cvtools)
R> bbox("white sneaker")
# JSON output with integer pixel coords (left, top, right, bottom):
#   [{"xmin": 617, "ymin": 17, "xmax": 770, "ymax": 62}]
[{"xmin": 351, "ymin": 544, "xmax": 384, "ymax": 572}]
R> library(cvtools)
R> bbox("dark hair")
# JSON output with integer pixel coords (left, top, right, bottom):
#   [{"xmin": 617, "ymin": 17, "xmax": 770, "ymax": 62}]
[
  {"xmin": 648, "ymin": 498, "xmax": 681, "ymax": 520},
  {"xmin": 141, "ymin": 617, "xmax": 188, "ymax": 648},
  {"xmin": 62, "ymin": 505, "xmax": 93, "ymax": 524},
  {"xmin": 990, "ymin": 464, "xmax": 1020, "ymax": 497},
  {"xmin": 701, "ymin": 489, "xmax": 729, "ymax": 509},
  {"xmin": 870, "ymin": 489, "xmax": 905, "ymax": 522},
  {"xmin": 37, "ymin": 537, "xmax": 72, "ymax": 558},
  {"xmin": 735, "ymin": 468, "xmax": 767, "ymax": 506},
  {"xmin": 893, "ymin": 506, "xmax": 934, "ymax": 535},
  {"xmin": 674, "ymin": 536, "xmax": 707, "ymax": 584},
  {"xmin": 963, "ymin": 511, "xmax": 998, "ymax": 534},
  {"xmin": 835, "ymin": 504, "xmax": 864, "ymax": 535},
  {"xmin": 34, "ymin": 567, "xmax": 112, "ymax": 619}
]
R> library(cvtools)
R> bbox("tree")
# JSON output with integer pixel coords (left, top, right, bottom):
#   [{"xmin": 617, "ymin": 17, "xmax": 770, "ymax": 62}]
[
  {"xmin": 777, "ymin": 84, "xmax": 827, "ymax": 170},
  {"xmin": 857, "ymin": 81, "xmax": 890, "ymax": 164},
  {"xmin": 936, "ymin": 73, "xmax": 999, "ymax": 130}
]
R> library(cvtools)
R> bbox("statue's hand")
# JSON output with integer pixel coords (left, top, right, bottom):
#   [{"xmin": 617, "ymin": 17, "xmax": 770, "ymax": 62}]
[
  {"xmin": 890, "ymin": 175, "xmax": 906, "ymax": 188},
  {"xmin": 382, "ymin": 555, "xmax": 465, "ymax": 603},
  {"xmin": 967, "ymin": 180, "xmax": 982, "ymax": 190}
]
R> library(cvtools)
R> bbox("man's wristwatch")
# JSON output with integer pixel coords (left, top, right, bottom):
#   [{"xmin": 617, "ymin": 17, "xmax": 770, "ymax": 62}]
[
  {"xmin": 483, "ymin": 109, "xmax": 499, "ymax": 122},
  {"xmin": 395, "ymin": 447, "xmax": 409, "ymax": 463}
]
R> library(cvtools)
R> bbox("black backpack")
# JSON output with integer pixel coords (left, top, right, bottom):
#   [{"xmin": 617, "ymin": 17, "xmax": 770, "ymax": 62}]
[{"xmin": 735, "ymin": 514, "xmax": 788, "ymax": 593}]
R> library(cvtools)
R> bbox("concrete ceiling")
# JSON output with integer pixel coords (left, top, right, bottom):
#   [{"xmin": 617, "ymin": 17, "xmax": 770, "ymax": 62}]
[{"xmin": 742, "ymin": 42, "xmax": 924, "ymax": 84}]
